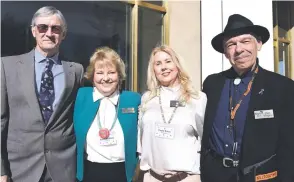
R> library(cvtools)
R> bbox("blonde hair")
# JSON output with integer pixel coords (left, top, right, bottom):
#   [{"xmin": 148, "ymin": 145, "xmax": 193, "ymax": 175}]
[
  {"xmin": 85, "ymin": 47, "xmax": 126, "ymax": 87},
  {"xmin": 144, "ymin": 45, "xmax": 199, "ymax": 104}
]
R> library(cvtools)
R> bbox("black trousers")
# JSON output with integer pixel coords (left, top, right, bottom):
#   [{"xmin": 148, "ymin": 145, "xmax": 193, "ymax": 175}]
[
  {"xmin": 83, "ymin": 160, "xmax": 127, "ymax": 182},
  {"xmin": 201, "ymin": 150, "xmax": 239, "ymax": 182}
]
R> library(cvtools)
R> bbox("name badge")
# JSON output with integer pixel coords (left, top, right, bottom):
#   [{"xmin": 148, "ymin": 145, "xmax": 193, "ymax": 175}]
[
  {"xmin": 122, "ymin": 107, "xmax": 135, "ymax": 113},
  {"xmin": 155, "ymin": 124, "xmax": 175, "ymax": 139},
  {"xmin": 254, "ymin": 109, "xmax": 274, "ymax": 119},
  {"xmin": 170, "ymin": 100, "xmax": 185, "ymax": 107},
  {"xmin": 100, "ymin": 137, "xmax": 117, "ymax": 146},
  {"xmin": 255, "ymin": 171, "xmax": 277, "ymax": 181}
]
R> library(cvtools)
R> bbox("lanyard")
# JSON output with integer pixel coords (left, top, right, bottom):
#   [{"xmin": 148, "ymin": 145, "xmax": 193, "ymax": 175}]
[
  {"xmin": 96, "ymin": 97, "xmax": 120, "ymax": 131},
  {"xmin": 158, "ymin": 88, "xmax": 179, "ymax": 124},
  {"xmin": 228, "ymin": 66, "xmax": 259, "ymax": 157},
  {"xmin": 229, "ymin": 67, "xmax": 258, "ymax": 120}
]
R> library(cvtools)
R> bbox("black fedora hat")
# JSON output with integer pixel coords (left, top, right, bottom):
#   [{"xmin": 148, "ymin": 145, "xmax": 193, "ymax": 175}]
[{"xmin": 211, "ymin": 14, "xmax": 270, "ymax": 53}]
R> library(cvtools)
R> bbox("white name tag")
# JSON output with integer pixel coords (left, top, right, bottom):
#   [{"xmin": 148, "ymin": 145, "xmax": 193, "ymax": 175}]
[
  {"xmin": 155, "ymin": 124, "xmax": 175, "ymax": 139},
  {"xmin": 100, "ymin": 138, "xmax": 117, "ymax": 146},
  {"xmin": 254, "ymin": 109, "xmax": 274, "ymax": 119}
]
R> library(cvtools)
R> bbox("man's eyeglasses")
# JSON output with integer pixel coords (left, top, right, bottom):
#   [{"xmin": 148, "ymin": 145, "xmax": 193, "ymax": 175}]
[{"xmin": 35, "ymin": 24, "xmax": 63, "ymax": 34}]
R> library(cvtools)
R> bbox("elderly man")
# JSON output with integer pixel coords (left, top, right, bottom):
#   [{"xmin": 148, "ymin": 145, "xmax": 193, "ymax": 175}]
[
  {"xmin": 200, "ymin": 14, "xmax": 294, "ymax": 182},
  {"xmin": 1, "ymin": 6, "xmax": 84, "ymax": 182}
]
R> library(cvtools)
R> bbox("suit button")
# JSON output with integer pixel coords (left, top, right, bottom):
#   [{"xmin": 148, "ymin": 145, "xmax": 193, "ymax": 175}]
[{"xmin": 45, "ymin": 149, "xmax": 49, "ymax": 153}]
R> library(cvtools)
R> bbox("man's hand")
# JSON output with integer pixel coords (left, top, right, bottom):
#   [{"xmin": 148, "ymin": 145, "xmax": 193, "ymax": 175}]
[{"xmin": 1, "ymin": 175, "xmax": 8, "ymax": 182}]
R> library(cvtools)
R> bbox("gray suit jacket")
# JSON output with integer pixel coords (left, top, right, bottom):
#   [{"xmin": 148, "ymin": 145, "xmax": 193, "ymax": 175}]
[{"xmin": 1, "ymin": 50, "xmax": 84, "ymax": 182}]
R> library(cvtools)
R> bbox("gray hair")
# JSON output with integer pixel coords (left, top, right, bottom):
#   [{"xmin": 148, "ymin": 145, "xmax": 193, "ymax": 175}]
[{"xmin": 31, "ymin": 6, "xmax": 67, "ymax": 35}]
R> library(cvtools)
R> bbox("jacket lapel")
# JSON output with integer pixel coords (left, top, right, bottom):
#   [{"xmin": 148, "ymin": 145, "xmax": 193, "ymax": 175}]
[
  {"xmin": 84, "ymin": 99, "xmax": 100, "ymax": 136},
  {"xmin": 47, "ymin": 60, "xmax": 75, "ymax": 125},
  {"xmin": 117, "ymin": 92, "xmax": 124, "ymax": 130},
  {"xmin": 16, "ymin": 50, "xmax": 43, "ymax": 121},
  {"xmin": 245, "ymin": 67, "xmax": 266, "ymax": 118},
  {"xmin": 202, "ymin": 72, "xmax": 227, "ymax": 147},
  {"xmin": 116, "ymin": 91, "xmax": 134, "ymax": 137},
  {"xmin": 240, "ymin": 67, "xmax": 266, "ymax": 168}
]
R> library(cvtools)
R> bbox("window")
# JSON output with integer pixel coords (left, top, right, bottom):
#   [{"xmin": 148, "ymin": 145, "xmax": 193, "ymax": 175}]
[
  {"xmin": 1, "ymin": 1, "xmax": 169, "ymax": 91},
  {"xmin": 1, "ymin": 1, "xmax": 132, "ymax": 88},
  {"xmin": 138, "ymin": 7, "xmax": 163, "ymax": 93},
  {"xmin": 129, "ymin": 0, "xmax": 168, "ymax": 92},
  {"xmin": 273, "ymin": 1, "xmax": 293, "ymax": 78},
  {"xmin": 142, "ymin": 1, "xmax": 162, "ymax": 6}
]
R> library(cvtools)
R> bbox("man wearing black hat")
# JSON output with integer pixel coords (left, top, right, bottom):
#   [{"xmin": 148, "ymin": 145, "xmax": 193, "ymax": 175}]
[{"xmin": 200, "ymin": 14, "xmax": 294, "ymax": 182}]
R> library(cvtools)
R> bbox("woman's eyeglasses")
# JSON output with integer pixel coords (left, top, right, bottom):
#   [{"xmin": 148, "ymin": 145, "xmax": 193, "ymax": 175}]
[{"xmin": 35, "ymin": 24, "xmax": 63, "ymax": 34}]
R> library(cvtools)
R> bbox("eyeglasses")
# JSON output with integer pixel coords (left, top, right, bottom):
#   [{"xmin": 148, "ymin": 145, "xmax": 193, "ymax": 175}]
[{"xmin": 35, "ymin": 24, "xmax": 63, "ymax": 34}]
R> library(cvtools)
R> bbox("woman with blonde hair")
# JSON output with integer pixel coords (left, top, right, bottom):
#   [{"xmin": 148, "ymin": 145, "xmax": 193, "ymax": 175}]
[
  {"xmin": 137, "ymin": 45, "xmax": 207, "ymax": 182},
  {"xmin": 74, "ymin": 47, "xmax": 141, "ymax": 182}
]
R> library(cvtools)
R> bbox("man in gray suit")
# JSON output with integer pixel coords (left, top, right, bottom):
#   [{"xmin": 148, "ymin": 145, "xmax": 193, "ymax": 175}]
[{"xmin": 1, "ymin": 6, "xmax": 84, "ymax": 182}]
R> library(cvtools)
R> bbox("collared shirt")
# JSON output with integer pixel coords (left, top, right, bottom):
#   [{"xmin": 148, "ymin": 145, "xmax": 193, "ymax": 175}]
[
  {"xmin": 86, "ymin": 87, "xmax": 125, "ymax": 163},
  {"xmin": 138, "ymin": 85, "xmax": 207, "ymax": 174},
  {"xmin": 34, "ymin": 49, "xmax": 65, "ymax": 110},
  {"xmin": 209, "ymin": 68, "xmax": 254, "ymax": 157}
]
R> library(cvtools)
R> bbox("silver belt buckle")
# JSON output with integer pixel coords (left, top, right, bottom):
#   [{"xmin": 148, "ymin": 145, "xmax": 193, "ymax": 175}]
[{"xmin": 223, "ymin": 157, "xmax": 239, "ymax": 167}]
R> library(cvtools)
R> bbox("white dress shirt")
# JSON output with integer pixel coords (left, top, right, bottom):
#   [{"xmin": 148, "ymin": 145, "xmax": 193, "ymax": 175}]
[
  {"xmin": 138, "ymin": 85, "xmax": 207, "ymax": 174},
  {"xmin": 86, "ymin": 87, "xmax": 125, "ymax": 163}
]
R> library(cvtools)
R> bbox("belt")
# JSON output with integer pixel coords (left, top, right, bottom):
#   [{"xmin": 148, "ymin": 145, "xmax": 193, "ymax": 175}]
[
  {"xmin": 149, "ymin": 169, "xmax": 188, "ymax": 182},
  {"xmin": 208, "ymin": 149, "xmax": 239, "ymax": 168}
]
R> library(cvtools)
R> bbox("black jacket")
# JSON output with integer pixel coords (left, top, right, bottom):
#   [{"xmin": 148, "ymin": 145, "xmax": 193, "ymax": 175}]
[{"xmin": 201, "ymin": 66, "xmax": 294, "ymax": 182}]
